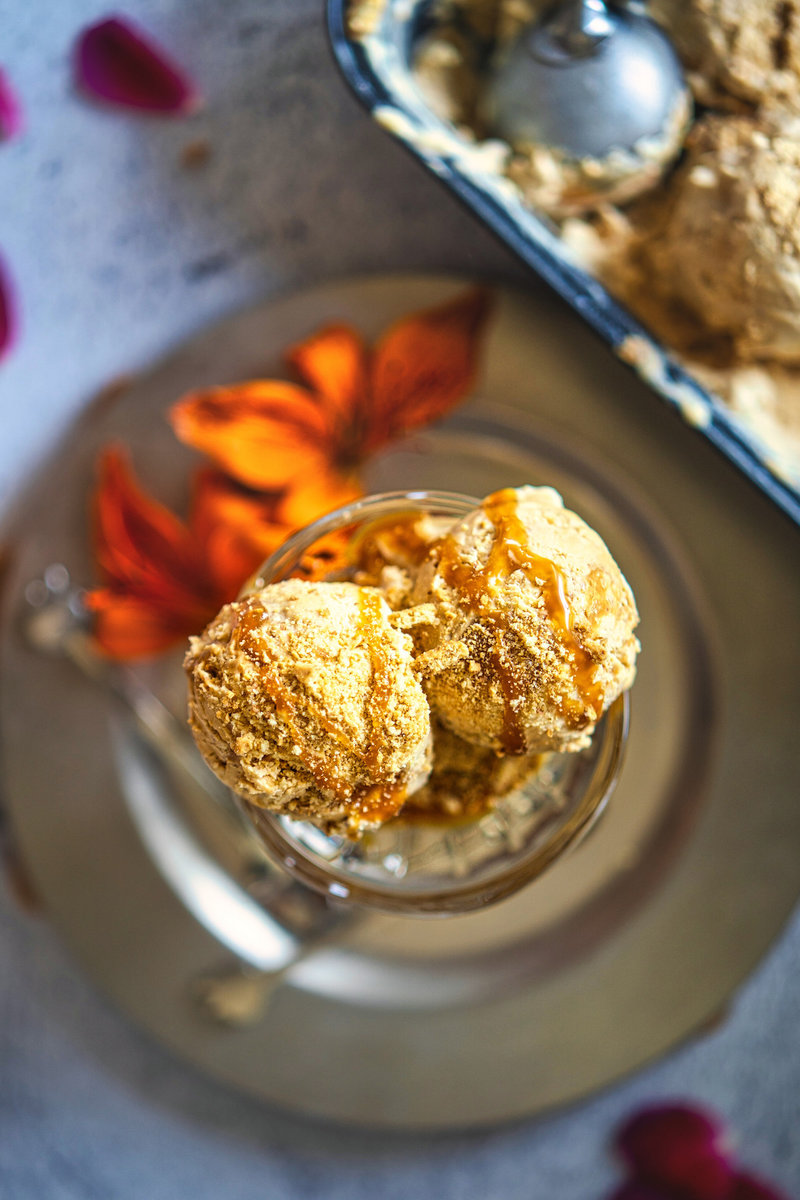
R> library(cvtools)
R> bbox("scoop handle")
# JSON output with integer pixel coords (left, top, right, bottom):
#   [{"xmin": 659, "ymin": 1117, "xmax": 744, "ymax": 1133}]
[
  {"xmin": 533, "ymin": 0, "xmax": 614, "ymax": 61},
  {"xmin": 23, "ymin": 570, "xmax": 352, "ymax": 985}
]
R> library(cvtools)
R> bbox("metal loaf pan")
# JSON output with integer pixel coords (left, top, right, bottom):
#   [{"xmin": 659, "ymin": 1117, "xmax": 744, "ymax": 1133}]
[{"xmin": 327, "ymin": 0, "xmax": 800, "ymax": 527}]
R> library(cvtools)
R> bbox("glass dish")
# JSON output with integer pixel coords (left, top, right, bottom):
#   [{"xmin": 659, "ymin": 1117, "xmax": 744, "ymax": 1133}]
[{"xmin": 239, "ymin": 490, "xmax": 629, "ymax": 915}]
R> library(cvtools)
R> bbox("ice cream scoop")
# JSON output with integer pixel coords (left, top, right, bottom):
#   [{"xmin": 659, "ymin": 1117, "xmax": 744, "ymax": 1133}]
[
  {"xmin": 412, "ymin": 486, "xmax": 640, "ymax": 754},
  {"xmin": 642, "ymin": 113, "xmax": 800, "ymax": 363},
  {"xmin": 649, "ymin": 0, "xmax": 800, "ymax": 112},
  {"xmin": 185, "ymin": 579, "xmax": 432, "ymax": 835},
  {"xmin": 483, "ymin": 0, "xmax": 688, "ymax": 164}
]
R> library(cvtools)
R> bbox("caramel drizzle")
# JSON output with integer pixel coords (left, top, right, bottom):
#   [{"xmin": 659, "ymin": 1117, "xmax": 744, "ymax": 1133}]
[
  {"xmin": 356, "ymin": 589, "xmax": 393, "ymax": 773},
  {"xmin": 350, "ymin": 590, "xmax": 408, "ymax": 826},
  {"xmin": 436, "ymin": 488, "xmax": 604, "ymax": 751},
  {"xmin": 235, "ymin": 593, "xmax": 407, "ymax": 823}
]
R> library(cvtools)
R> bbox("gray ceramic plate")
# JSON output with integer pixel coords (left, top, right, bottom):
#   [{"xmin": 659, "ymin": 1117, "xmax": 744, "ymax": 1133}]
[{"xmin": 2, "ymin": 275, "xmax": 799, "ymax": 1128}]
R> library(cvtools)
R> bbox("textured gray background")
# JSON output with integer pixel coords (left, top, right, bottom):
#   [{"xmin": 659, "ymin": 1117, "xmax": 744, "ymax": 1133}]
[{"xmin": 0, "ymin": 2, "xmax": 798, "ymax": 1197}]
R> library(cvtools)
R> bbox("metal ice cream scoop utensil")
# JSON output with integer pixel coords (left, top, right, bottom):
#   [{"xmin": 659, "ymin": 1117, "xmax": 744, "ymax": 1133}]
[{"xmin": 482, "ymin": 0, "xmax": 687, "ymax": 159}]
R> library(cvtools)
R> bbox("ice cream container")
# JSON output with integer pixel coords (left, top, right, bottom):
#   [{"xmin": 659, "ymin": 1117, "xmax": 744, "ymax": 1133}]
[{"xmin": 327, "ymin": 0, "xmax": 800, "ymax": 528}]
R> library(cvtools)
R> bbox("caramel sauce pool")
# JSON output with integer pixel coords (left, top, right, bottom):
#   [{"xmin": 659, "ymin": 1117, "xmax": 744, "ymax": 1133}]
[
  {"xmin": 352, "ymin": 510, "xmax": 442, "ymax": 577},
  {"xmin": 436, "ymin": 488, "xmax": 603, "ymax": 750}
]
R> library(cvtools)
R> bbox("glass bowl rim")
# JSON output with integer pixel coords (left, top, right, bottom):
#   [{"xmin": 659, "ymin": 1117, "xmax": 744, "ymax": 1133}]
[{"xmin": 248, "ymin": 489, "xmax": 480, "ymax": 593}]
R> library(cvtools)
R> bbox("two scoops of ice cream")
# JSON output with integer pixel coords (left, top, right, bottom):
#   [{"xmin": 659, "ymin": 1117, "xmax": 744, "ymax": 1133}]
[{"xmin": 185, "ymin": 486, "xmax": 640, "ymax": 837}]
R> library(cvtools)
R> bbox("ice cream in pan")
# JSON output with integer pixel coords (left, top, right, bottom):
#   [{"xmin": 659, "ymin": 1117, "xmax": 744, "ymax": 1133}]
[
  {"xmin": 186, "ymin": 486, "xmax": 639, "ymax": 837},
  {"xmin": 398, "ymin": 0, "xmax": 800, "ymax": 478}
]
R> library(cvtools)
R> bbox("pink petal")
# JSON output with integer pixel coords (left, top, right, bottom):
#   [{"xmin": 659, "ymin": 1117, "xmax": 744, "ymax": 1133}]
[
  {"xmin": 74, "ymin": 16, "xmax": 200, "ymax": 115},
  {"xmin": 0, "ymin": 68, "xmax": 23, "ymax": 140},
  {"xmin": 615, "ymin": 1104, "xmax": 734, "ymax": 1200},
  {"xmin": 0, "ymin": 256, "xmax": 18, "ymax": 362},
  {"xmin": 730, "ymin": 1172, "xmax": 792, "ymax": 1200}
]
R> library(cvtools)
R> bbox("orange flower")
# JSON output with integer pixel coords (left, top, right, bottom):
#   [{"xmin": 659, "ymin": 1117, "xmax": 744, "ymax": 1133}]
[
  {"xmin": 170, "ymin": 287, "xmax": 493, "ymax": 516},
  {"xmin": 87, "ymin": 288, "xmax": 494, "ymax": 660},
  {"xmin": 86, "ymin": 448, "xmax": 292, "ymax": 657}
]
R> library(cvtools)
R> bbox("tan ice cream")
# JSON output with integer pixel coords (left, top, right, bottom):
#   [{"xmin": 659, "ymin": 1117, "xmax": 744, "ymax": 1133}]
[
  {"xmin": 641, "ymin": 114, "xmax": 800, "ymax": 364},
  {"xmin": 348, "ymin": 0, "xmax": 800, "ymax": 474},
  {"xmin": 185, "ymin": 579, "xmax": 432, "ymax": 834},
  {"xmin": 649, "ymin": 0, "xmax": 800, "ymax": 113},
  {"xmin": 412, "ymin": 486, "xmax": 639, "ymax": 754}
]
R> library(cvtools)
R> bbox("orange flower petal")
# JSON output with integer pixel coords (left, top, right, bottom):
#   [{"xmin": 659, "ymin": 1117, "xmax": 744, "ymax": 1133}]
[
  {"xmin": 285, "ymin": 324, "xmax": 369, "ymax": 435},
  {"xmin": 190, "ymin": 468, "xmax": 290, "ymax": 598},
  {"xmin": 277, "ymin": 467, "xmax": 363, "ymax": 529},
  {"xmin": 170, "ymin": 381, "xmax": 334, "ymax": 491},
  {"xmin": 367, "ymin": 287, "xmax": 493, "ymax": 449}
]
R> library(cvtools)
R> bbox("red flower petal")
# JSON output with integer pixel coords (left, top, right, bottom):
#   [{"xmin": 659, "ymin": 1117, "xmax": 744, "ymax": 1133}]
[
  {"xmin": 86, "ymin": 589, "xmax": 199, "ymax": 659},
  {"xmin": 616, "ymin": 1104, "xmax": 733, "ymax": 1200},
  {"xmin": 609, "ymin": 1184, "xmax": 675, "ymax": 1200},
  {"xmin": 74, "ymin": 16, "xmax": 200, "ymax": 115},
  {"xmin": 730, "ymin": 1172, "xmax": 792, "ymax": 1200},
  {"xmin": 93, "ymin": 446, "xmax": 219, "ymax": 616},
  {"xmin": 0, "ymin": 68, "xmax": 23, "ymax": 141},
  {"xmin": 0, "ymin": 256, "xmax": 18, "ymax": 362}
]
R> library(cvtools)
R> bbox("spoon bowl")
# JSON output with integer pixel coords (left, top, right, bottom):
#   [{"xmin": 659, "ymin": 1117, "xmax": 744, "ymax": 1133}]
[{"xmin": 483, "ymin": 0, "xmax": 688, "ymax": 161}]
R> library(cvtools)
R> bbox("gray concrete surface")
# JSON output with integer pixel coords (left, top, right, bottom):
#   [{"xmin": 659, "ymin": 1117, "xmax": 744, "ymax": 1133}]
[{"xmin": 0, "ymin": 2, "xmax": 797, "ymax": 1196}]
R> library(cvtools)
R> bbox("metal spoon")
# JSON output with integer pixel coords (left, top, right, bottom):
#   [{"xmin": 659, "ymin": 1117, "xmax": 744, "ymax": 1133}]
[{"xmin": 482, "ymin": 0, "xmax": 687, "ymax": 160}]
